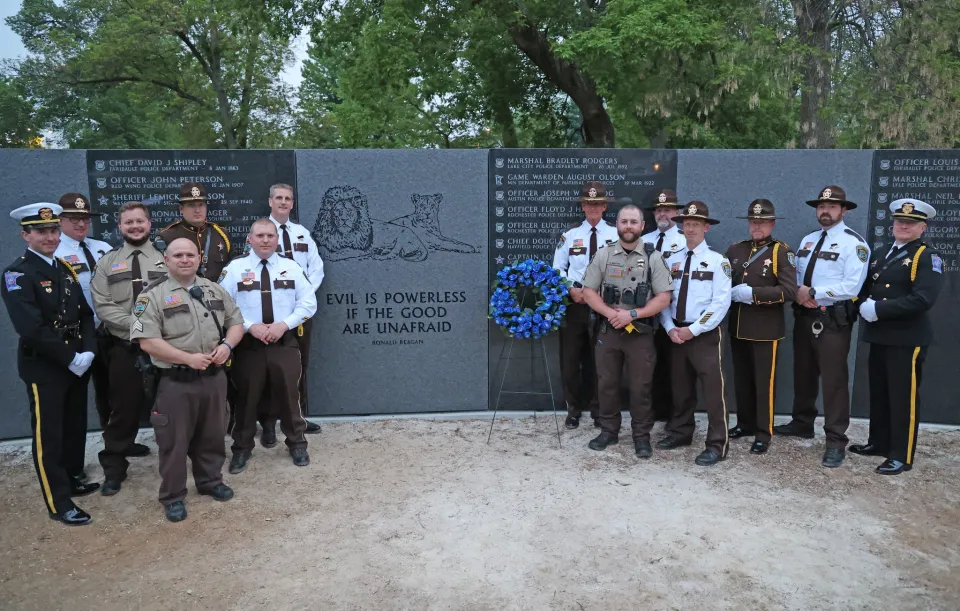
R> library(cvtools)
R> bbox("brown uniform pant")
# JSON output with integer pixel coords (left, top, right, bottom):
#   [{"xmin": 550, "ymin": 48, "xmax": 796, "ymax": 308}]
[
  {"xmin": 233, "ymin": 333, "xmax": 306, "ymax": 453},
  {"xmin": 559, "ymin": 303, "xmax": 599, "ymax": 418},
  {"xmin": 150, "ymin": 371, "xmax": 228, "ymax": 506},
  {"xmin": 867, "ymin": 344, "xmax": 926, "ymax": 465},
  {"xmin": 260, "ymin": 319, "xmax": 313, "ymax": 428},
  {"xmin": 666, "ymin": 327, "xmax": 729, "ymax": 456},
  {"xmin": 651, "ymin": 326, "xmax": 674, "ymax": 420},
  {"xmin": 730, "ymin": 337, "xmax": 780, "ymax": 443},
  {"xmin": 595, "ymin": 325, "xmax": 656, "ymax": 440},
  {"xmin": 791, "ymin": 313, "xmax": 852, "ymax": 449},
  {"xmin": 98, "ymin": 341, "xmax": 148, "ymax": 479}
]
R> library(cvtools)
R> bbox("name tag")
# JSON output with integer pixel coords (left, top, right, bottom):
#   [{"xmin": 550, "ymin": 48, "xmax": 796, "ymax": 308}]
[
  {"xmin": 294, "ymin": 243, "xmax": 309, "ymax": 253},
  {"xmin": 107, "ymin": 270, "xmax": 133, "ymax": 284},
  {"xmin": 273, "ymin": 279, "xmax": 296, "ymax": 290},
  {"xmin": 691, "ymin": 271, "xmax": 714, "ymax": 281},
  {"xmin": 162, "ymin": 304, "xmax": 190, "ymax": 317},
  {"xmin": 237, "ymin": 281, "xmax": 261, "ymax": 292},
  {"xmin": 796, "ymin": 249, "xmax": 811, "ymax": 257},
  {"xmin": 817, "ymin": 252, "xmax": 840, "ymax": 261},
  {"xmin": 569, "ymin": 247, "xmax": 586, "ymax": 256}
]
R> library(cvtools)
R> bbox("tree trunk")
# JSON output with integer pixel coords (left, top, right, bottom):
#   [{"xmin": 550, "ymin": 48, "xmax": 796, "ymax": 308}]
[{"xmin": 792, "ymin": 0, "xmax": 835, "ymax": 148}]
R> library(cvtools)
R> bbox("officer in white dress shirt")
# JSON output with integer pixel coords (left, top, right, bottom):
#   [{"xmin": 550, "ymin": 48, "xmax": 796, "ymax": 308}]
[
  {"xmin": 774, "ymin": 185, "xmax": 870, "ymax": 468},
  {"xmin": 219, "ymin": 219, "xmax": 318, "ymax": 473},
  {"xmin": 552, "ymin": 181, "xmax": 619, "ymax": 429},
  {"xmin": 642, "ymin": 188, "xmax": 685, "ymax": 421},
  {"xmin": 53, "ymin": 193, "xmax": 113, "ymax": 429},
  {"xmin": 259, "ymin": 183, "xmax": 326, "ymax": 439},
  {"xmin": 657, "ymin": 201, "xmax": 733, "ymax": 466}
]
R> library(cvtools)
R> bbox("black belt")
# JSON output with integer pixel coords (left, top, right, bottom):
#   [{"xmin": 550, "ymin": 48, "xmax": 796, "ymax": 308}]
[
  {"xmin": 672, "ymin": 319, "xmax": 693, "ymax": 328},
  {"xmin": 792, "ymin": 301, "xmax": 850, "ymax": 316},
  {"xmin": 159, "ymin": 365, "xmax": 222, "ymax": 382}
]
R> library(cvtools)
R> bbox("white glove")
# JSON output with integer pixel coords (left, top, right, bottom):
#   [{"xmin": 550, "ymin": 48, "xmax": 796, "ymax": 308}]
[
  {"xmin": 731, "ymin": 284, "xmax": 753, "ymax": 304},
  {"xmin": 859, "ymin": 298, "xmax": 878, "ymax": 322},
  {"xmin": 68, "ymin": 352, "xmax": 95, "ymax": 377}
]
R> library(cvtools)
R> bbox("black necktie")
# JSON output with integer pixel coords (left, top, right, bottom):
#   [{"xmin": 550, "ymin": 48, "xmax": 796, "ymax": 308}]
[
  {"xmin": 655, "ymin": 232, "xmax": 665, "ymax": 252},
  {"xmin": 260, "ymin": 260, "xmax": 274, "ymax": 324},
  {"xmin": 131, "ymin": 250, "xmax": 144, "ymax": 297},
  {"xmin": 589, "ymin": 227, "xmax": 598, "ymax": 260},
  {"xmin": 676, "ymin": 251, "xmax": 694, "ymax": 323},
  {"xmin": 79, "ymin": 241, "xmax": 97, "ymax": 272},
  {"xmin": 279, "ymin": 224, "xmax": 294, "ymax": 260},
  {"xmin": 887, "ymin": 245, "xmax": 900, "ymax": 259},
  {"xmin": 803, "ymin": 231, "xmax": 828, "ymax": 287}
]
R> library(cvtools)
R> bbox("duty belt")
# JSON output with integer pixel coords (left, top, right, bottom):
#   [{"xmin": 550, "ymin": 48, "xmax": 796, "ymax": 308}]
[{"xmin": 159, "ymin": 364, "xmax": 222, "ymax": 383}]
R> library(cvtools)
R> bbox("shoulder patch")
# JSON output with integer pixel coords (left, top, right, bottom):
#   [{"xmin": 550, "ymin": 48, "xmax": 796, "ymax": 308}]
[
  {"xmin": 4, "ymin": 271, "xmax": 23, "ymax": 291},
  {"xmin": 856, "ymin": 245, "xmax": 868, "ymax": 263},
  {"xmin": 721, "ymin": 261, "xmax": 732, "ymax": 278},
  {"xmin": 787, "ymin": 252, "xmax": 796, "ymax": 267},
  {"xmin": 217, "ymin": 269, "xmax": 228, "ymax": 283},
  {"xmin": 557, "ymin": 234, "xmax": 566, "ymax": 248},
  {"xmin": 931, "ymin": 253, "xmax": 943, "ymax": 274},
  {"xmin": 134, "ymin": 295, "xmax": 149, "ymax": 317},
  {"xmin": 844, "ymin": 228, "xmax": 865, "ymax": 243}
]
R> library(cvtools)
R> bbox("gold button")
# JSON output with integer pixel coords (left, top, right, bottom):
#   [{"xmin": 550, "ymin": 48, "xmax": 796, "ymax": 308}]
[
  {"xmin": 885, "ymin": 284, "xmax": 890, "ymax": 288},
  {"xmin": 883, "ymin": 298, "xmax": 887, "ymax": 301}
]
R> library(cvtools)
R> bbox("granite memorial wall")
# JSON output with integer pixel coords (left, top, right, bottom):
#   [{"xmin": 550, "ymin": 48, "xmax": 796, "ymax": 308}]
[{"xmin": 0, "ymin": 148, "xmax": 955, "ymax": 440}]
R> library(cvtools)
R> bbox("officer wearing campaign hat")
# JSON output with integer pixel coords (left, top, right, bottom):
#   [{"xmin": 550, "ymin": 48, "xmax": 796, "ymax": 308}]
[
  {"xmin": 724, "ymin": 199, "xmax": 797, "ymax": 454},
  {"xmin": 642, "ymin": 188, "xmax": 685, "ymax": 421},
  {"xmin": 158, "ymin": 182, "xmax": 232, "ymax": 282},
  {"xmin": 850, "ymin": 198, "xmax": 943, "ymax": 474},
  {"xmin": 1, "ymin": 203, "xmax": 100, "ymax": 525},
  {"xmin": 775, "ymin": 185, "xmax": 870, "ymax": 468}
]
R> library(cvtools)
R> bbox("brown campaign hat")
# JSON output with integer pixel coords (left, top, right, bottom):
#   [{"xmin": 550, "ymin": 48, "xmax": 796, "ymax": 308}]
[
  {"xmin": 675, "ymin": 200, "xmax": 720, "ymax": 225},
  {"xmin": 647, "ymin": 188, "xmax": 680, "ymax": 210},
  {"xmin": 57, "ymin": 193, "xmax": 94, "ymax": 216},
  {"xmin": 737, "ymin": 198, "xmax": 784, "ymax": 220},
  {"xmin": 806, "ymin": 185, "xmax": 857, "ymax": 210},
  {"xmin": 579, "ymin": 181, "xmax": 613, "ymax": 204},
  {"xmin": 179, "ymin": 182, "xmax": 207, "ymax": 203}
]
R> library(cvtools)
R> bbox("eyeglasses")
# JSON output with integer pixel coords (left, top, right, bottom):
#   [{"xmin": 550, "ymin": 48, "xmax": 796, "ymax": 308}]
[{"xmin": 61, "ymin": 216, "xmax": 91, "ymax": 224}]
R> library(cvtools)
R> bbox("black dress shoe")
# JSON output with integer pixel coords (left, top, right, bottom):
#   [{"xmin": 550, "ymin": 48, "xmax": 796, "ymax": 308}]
[
  {"xmin": 593, "ymin": 418, "xmax": 601, "ymax": 429},
  {"xmin": 657, "ymin": 436, "xmax": 691, "ymax": 450},
  {"xmin": 876, "ymin": 459, "xmax": 912, "ymax": 475},
  {"xmin": 695, "ymin": 449, "xmax": 723, "ymax": 466},
  {"xmin": 101, "ymin": 477, "xmax": 124, "ymax": 496},
  {"xmin": 634, "ymin": 439, "xmax": 652, "ymax": 459},
  {"xmin": 126, "ymin": 443, "xmax": 151, "ymax": 457},
  {"xmin": 750, "ymin": 441, "xmax": 769, "ymax": 454},
  {"xmin": 773, "ymin": 422, "xmax": 815, "ymax": 439},
  {"xmin": 305, "ymin": 421, "xmax": 322, "ymax": 434},
  {"xmin": 70, "ymin": 480, "xmax": 101, "ymax": 497},
  {"xmin": 71, "ymin": 471, "xmax": 90, "ymax": 484},
  {"xmin": 849, "ymin": 443, "xmax": 887, "ymax": 457},
  {"xmin": 822, "ymin": 448, "xmax": 845, "ymax": 468},
  {"xmin": 564, "ymin": 416, "xmax": 579, "ymax": 430},
  {"xmin": 165, "ymin": 501, "xmax": 187, "ymax": 522},
  {"xmin": 588, "ymin": 432, "xmax": 618, "ymax": 451},
  {"xmin": 229, "ymin": 451, "xmax": 251, "ymax": 474},
  {"xmin": 290, "ymin": 447, "xmax": 310, "ymax": 466},
  {"xmin": 260, "ymin": 427, "xmax": 277, "ymax": 448},
  {"xmin": 49, "ymin": 506, "xmax": 92, "ymax": 526},
  {"xmin": 200, "ymin": 483, "xmax": 234, "ymax": 501},
  {"xmin": 729, "ymin": 425, "xmax": 755, "ymax": 439}
]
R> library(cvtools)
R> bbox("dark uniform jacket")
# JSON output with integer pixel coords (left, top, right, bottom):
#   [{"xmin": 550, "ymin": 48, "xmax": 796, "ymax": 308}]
[
  {"xmin": 1, "ymin": 251, "xmax": 97, "ymax": 382},
  {"xmin": 158, "ymin": 220, "xmax": 231, "ymax": 282},
  {"xmin": 858, "ymin": 239, "xmax": 943, "ymax": 346},
  {"xmin": 725, "ymin": 237, "xmax": 798, "ymax": 341}
]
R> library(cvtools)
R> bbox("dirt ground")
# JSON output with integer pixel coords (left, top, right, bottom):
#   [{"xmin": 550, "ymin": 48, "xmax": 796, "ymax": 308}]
[{"xmin": 0, "ymin": 415, "xmax": 958, "ymax": 611}]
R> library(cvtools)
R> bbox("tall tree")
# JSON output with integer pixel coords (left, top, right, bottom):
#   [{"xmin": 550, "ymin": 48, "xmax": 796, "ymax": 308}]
[{"xmin": 0, "ymin": 73, "xmax": 43, "ymax": 148}]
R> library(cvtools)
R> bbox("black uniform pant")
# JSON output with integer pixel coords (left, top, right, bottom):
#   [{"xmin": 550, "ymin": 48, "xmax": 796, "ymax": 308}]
[
  {"xmin": 731, "ymin": 337, "xmax": 780, "ymax": 443},
  {"xmin": 24, "ymin": 377, "xmax": 88, "ymax": 515},
  {"xmin": 665, "ymin": 327, "xmax": 729, "ymax": 456},
  {"xmin": 90, "ymin": 345, "xmax": 111, "ymax": 429},
  {"xmin": 595, "ymin": 325, "xmax": 656, "ymax": 440},
  {"xmin": 260, "ymin": 319, "xmax": 313, "ymax": 429},
  {"xmin": 651, "ymin": 326, "xmax": 674, "ymax": 420},
  {"xmin": 98, "ymin": 342, "xmax": 148, "ymax": 480},
  {"xmin": 867, "ymin": 344, "xmax": 926, "ymax": 465},
  {"xmin": 559, "ymin": 303, "xmax": 599, "ymax": 418},
  {"xmin": 791, "ymin": 314, "xmax": 852, "ymax": 448}
]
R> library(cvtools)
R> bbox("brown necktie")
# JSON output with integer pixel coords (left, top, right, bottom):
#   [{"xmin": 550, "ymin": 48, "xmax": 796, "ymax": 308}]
[
  {"xmin": 279, "ymin": 224, "xmax": 294, "ymax": 260},
  {"xmin": 131, "ymin": 250, "xmax": 144, "ymax": 297},
  {"xmin": 79, "ymin": 241, "xmax": 97, "ymax": 272},
  {"xmin": 589, "ymin": 227, "xmax": 597, "ymax": 260},
  {"xmin": 260, "ymin": 260, "xmax": 274, "ymax": 324},
  {"xmin": 676, "ymin": 251, "xmax": 694, "ymax": 323},
  {"xmin": 803, "ymin": 231, "xmax": 828, "ymax": 287}
]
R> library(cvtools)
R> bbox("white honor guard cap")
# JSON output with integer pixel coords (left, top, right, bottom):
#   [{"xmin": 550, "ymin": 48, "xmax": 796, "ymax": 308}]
[
  {"xmin": 889, "ymin": 198, "xmax": 936, "ymax": 221},
  {"xmin": 10, "ymin": 203, "xmax": 63, "ymax": 228}
]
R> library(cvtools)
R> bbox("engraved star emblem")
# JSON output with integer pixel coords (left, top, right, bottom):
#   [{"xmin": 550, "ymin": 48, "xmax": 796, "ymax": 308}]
[
  {"xmin": 822, "ymin": 188, "xmax": 833, "ymax": 199},
  {"xmin": 763, "ymin": 259, "xmax": 772, "ymax": 266},
  {"xmin": 658, "ymin": 193, "xmax": 667, "ymax": 203},
  {"xmin": 495, "ymin": 256, "xmax": 504, "ymax": 264},
  {"xmin": 903, "ymin": 257, "xmax": 912, "ymax": 266}
]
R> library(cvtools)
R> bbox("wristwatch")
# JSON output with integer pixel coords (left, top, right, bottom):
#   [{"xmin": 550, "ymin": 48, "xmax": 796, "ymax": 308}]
[
  {"xmin": 572, "ymin": 281, "xmax": 583, "ymax": 289},
  {"xmin": 809, "ymin": 287, "xmax": 817, "ymax": 298},
  {"xmin": 630, "ymin": 309, "xmax": 638, "ymax": 319}
]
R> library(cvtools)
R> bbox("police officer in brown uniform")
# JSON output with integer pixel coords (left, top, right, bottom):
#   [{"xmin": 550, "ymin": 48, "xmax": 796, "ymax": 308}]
[
  {"xmin": 130, "ymin": 238, "xmax": 244, "ymax": 522},
  {"xmin": 724, "ymin": 199, "xmax": 797, "ymax": 454},
  {"xmin": 852, "ymin": 198, "xmax": 944, "ymax": 474},
  {"xmin": 158, "ymin": 183, "xmax": 231, "ymax": 282},
  {"xmin": 580, "ymin": 205, "xmax": 673, "ymax": 458},
  {"xmin": 90, "ymin": 202, "xmax": 167, "ymax": 495},
  {"xmin": 220, "ymin": 219, "xmax": 317, "ymax": 473}
]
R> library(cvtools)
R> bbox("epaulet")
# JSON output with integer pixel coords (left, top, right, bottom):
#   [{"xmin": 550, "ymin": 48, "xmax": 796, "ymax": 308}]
[
  {"xmin": 55, "ymin": 257, "xmax": 81, "ymax": 284},
  {"xmin": 774, "ymin": 238, "xmax": 790, "ymax": 249},
  {"xmin": 844, "ymin": 228, "xmax": 865, "ymax": 243},
  {"xmin": 604, "ymin": 220, "xmax": 615, "ymax": 227},
  {"xmin": 160, "ymin": 220, "xmax": 181, "ymax": 232},
  {"xmin": 210, "ymin": 223, "xmax": 231, "ymax": 254},
  {"xmin": 109, "ymin": 243, "xmax": 123, "ymax": 252},
  {"xmin": 142, "ymin": 275, "xmax": 167, "ymax": 293}
]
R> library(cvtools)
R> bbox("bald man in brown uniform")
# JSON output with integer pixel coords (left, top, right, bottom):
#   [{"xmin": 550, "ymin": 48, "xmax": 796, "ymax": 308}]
[
  {"xmin": 724, "ymin": 199, "xmax": 797, "ymax": 454},
  {"xmin": 131, "ymin": 238, "xmax": 244, "ymax": 523}
]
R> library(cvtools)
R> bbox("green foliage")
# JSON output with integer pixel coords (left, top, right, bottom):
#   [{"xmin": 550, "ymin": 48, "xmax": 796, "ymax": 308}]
[{"xmin": 0, "ymin": 74, "xmax": 43, "ymax": 148}]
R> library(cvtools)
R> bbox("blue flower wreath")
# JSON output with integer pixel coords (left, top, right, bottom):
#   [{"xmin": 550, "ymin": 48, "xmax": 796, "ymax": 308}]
[{"xmin": 489, "ymin": 258, "xmax": 571, "ymax": 339}]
